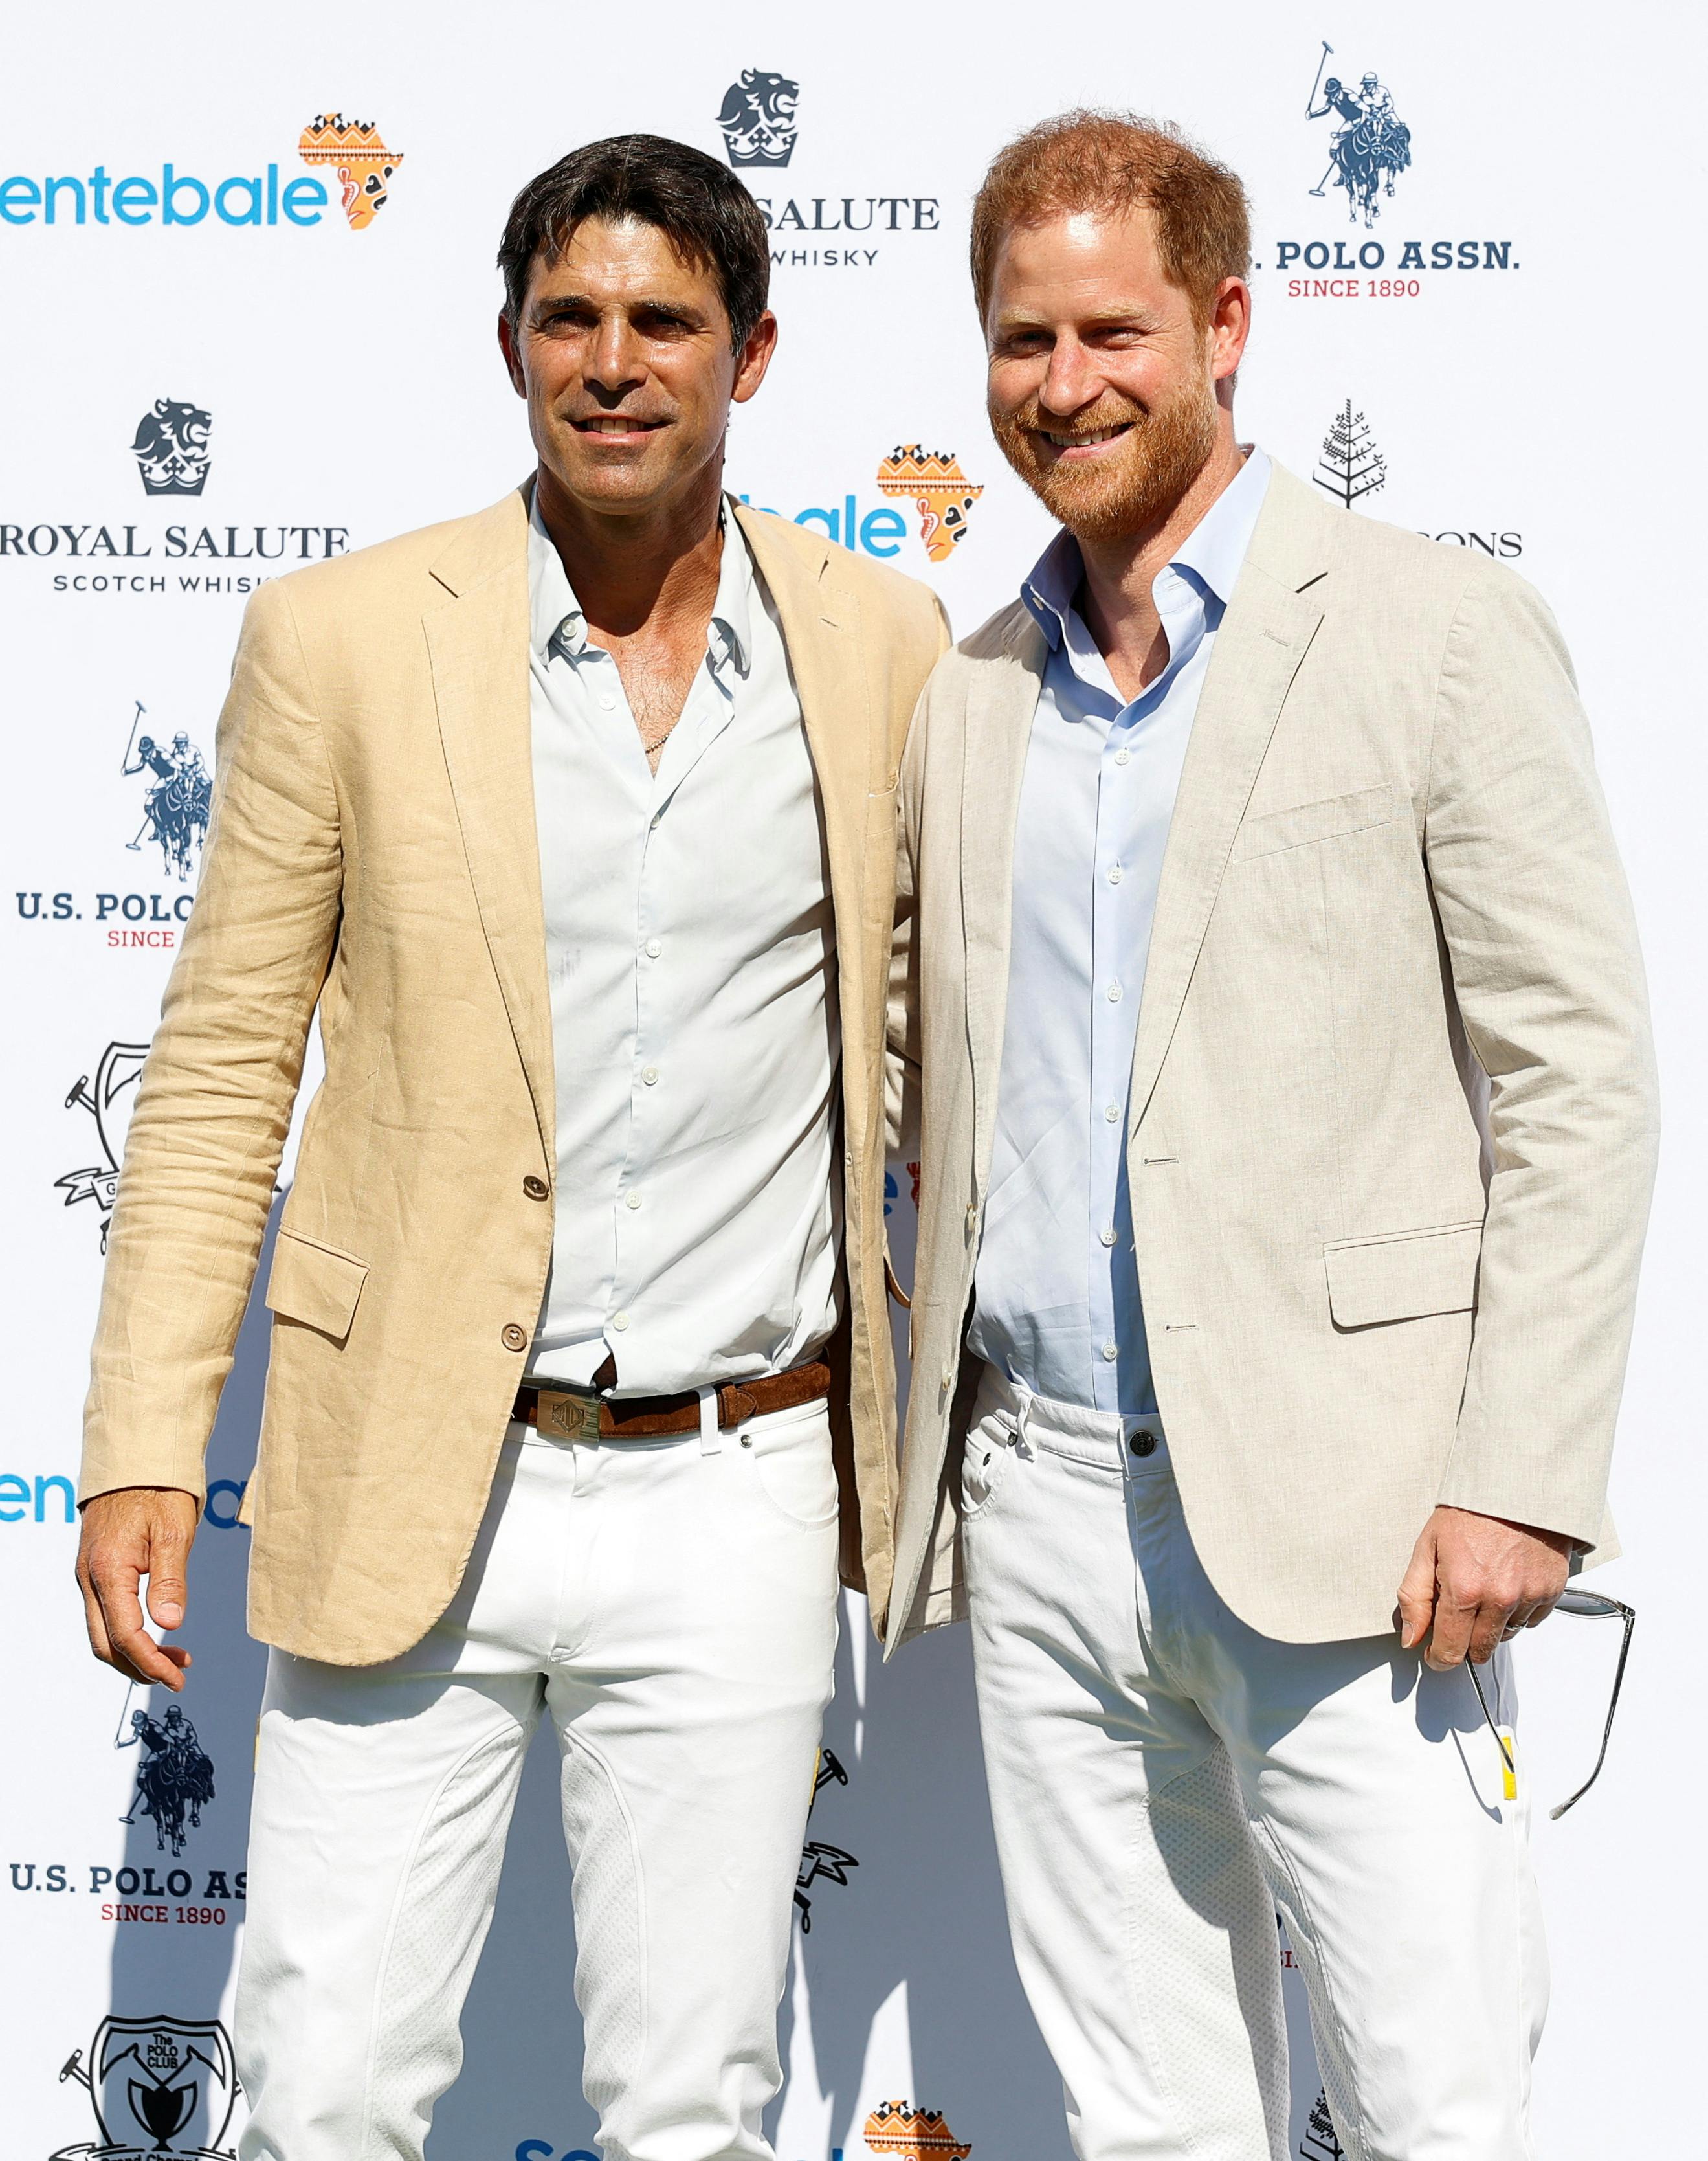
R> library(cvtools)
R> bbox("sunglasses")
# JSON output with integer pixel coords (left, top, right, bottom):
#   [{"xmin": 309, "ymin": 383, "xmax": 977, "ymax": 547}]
[{"xmin": 1465, "ymin": 1588, "xmax": 1635, "ymax": 1819}]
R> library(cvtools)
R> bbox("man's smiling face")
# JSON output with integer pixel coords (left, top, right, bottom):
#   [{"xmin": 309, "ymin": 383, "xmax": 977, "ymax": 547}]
[
  {"xmin": 500, "ymin": 215, "xmax": 772, "ymax": 521},
  {"xmin": 984, "ymin": 206, "xmax": 1225, "ymax": 543}
]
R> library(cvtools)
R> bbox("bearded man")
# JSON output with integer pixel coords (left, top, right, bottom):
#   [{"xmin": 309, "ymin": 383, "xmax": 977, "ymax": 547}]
[{"xmin": 886, "ymin": 113, "xmax": 1656, "ymax": 2157}]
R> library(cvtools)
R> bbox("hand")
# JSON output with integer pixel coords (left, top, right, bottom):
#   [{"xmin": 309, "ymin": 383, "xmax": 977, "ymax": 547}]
[
  {"xmin": 1396, "ymin": 1504, "xmax": 1573, "ymax": 1670},
  {"xmin": 76, "ymin": 1488, "xmax": 200, "ymax": 1690}
]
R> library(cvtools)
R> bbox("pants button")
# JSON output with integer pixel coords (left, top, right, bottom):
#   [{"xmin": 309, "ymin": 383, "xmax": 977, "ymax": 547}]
[{"xmin": 1129, "ymin": 1431, "xmax": 1157, "ymax": 1458}]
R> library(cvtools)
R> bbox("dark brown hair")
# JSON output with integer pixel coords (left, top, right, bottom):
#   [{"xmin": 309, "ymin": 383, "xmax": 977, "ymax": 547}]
[
  {"xmin": 498, "ymin": 133, "xmax": 770, "ymax": 349},
  {"xmin": 970, "ymin": 111, "xmax": 1250, "ymax": 328}
]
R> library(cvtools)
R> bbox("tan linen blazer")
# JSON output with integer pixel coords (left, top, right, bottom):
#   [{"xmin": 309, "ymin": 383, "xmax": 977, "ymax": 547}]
[
  {"xmin": 884, "ymin": 462, "xmax": 1658, "ymax": 1650},
  {"xmin": 80, "ymin": 487, "xmax": 947, "ymax": 1666}
]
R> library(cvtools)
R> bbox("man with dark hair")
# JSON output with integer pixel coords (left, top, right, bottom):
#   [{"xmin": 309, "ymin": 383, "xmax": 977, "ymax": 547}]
[
  {"xmin": 890, "ymin": 112, "xmax": 1656, "ymax": 2156},
  {"xmin": 74, "ymin": 133, "xmax": 944, "ymax": 2161}
]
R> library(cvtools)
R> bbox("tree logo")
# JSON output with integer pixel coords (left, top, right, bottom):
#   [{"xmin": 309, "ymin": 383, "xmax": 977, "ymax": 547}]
[
  {"xmin": 1299, "ymin": 2087, "xmax": 1346, "ymax": 2160},
  {"xmin": 1313, "ymin": 401, "xmax": 1387, "ymax": 509}
]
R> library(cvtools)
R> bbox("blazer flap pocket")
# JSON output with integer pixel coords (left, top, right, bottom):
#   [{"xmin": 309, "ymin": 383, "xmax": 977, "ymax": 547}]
[
  {"xmin": 264, "ymin": 1230, "xmax": 369, "ymax": 1342},
  {"xmin": 1236, "ymin": 781, "xmax": 1406, "ymax": 861},
  {"xmin": 1324, "ymin": 1220, "xmax": 1481, "ymax": 1329}
]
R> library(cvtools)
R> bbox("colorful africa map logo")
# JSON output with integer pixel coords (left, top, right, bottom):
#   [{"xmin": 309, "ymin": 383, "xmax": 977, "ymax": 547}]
[{"xmin": 297, "ymin": 112, "xmax": 404, "ymax": 230}]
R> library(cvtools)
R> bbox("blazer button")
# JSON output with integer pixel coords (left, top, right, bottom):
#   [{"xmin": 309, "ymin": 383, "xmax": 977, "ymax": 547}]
[
  {"xmin": 522, "ymin": 1174, "xmax": 549, "ymax": 1200},
  {"xmin": 502, "ymin": 1323, "xmax": 528, "ymax": 1352}
]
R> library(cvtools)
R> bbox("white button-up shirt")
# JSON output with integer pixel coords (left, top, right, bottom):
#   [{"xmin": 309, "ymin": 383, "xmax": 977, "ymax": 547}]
[
  {"xmin": 968, "ymin": 447, "xmax": 1271, "ymax": 1413},
  {"xmin": 525, "ymin": 495, "xmax": 840, "ymax": 1394}
]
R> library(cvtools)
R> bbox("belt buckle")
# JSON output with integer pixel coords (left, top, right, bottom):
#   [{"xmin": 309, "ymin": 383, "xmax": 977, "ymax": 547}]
[{"xmin": 535, "ymin": 1389, "xmax": 604, "ymax": 1442}]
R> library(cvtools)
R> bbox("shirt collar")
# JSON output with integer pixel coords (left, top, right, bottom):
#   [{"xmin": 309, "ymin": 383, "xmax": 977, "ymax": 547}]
[
  {"xmin": 1020, "ymin": 443, "xmax": 1272, "ymax": 650},
  {"xmin": 527, "ymin": 489, "xmax": 753, "ymax": 682}
]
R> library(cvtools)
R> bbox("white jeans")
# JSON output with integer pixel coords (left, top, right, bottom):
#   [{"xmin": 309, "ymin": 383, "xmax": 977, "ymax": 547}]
[
  {"xmin": 236, "ymin": 1399, "xmax": 841, "ymax": 2161},
  {"xmin": 961, "ymin": 1371, "xmax": 1547, "ymax": 2161}
]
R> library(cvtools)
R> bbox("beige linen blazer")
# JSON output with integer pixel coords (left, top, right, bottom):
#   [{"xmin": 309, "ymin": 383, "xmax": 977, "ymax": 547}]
[
  {"xmin": 885, "ymin": 462, "xmax": 1658, "ymax": 1650},
  {"xmin": 81, "ymin": 487, "xmax": 947, "ymax": 1666}
]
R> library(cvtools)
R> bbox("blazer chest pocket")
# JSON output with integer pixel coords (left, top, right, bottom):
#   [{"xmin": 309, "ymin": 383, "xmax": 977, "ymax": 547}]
[
  {"xmin": 1234, "ymin": 781, "xmax": 1407, "ymax": 862},
  {"xmin": 264, "ymin": 1229, "xmax": 370, "ymax": 1343},
  {"xmin": 1324, "ymin": 1220, "xmax": 1482, "ymax": 1330}
]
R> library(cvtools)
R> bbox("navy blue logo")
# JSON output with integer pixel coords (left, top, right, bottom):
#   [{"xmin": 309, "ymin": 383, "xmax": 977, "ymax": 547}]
[
  {"xmin": 1313, "ymin": 400, "xmax": 1387, "ymax": 509},
  {"xmin": 118, "ymin": 1701, "xmax": 216, "ymax": 1859},
  {"xmin": 54, "ymin": 2015, "xmax": 240, "ymax": 2159},
  {"xmin": 1306, "ymin": 45, "xmax": 1412, "ymax": 226},
  {"xmin": 131, "ymin": 401, "xmax": 212, "ymax": 497},
  {"xmin": 716, "ymin": 71, "xmax": 800, "ymax": 168},
  {"xmin": 58, "ymin": 1040, "xmax": 149, "ymax": 1250},
  {"xmin": 123, "ymin": 702, "xmax": 210, "ymax": 882}
]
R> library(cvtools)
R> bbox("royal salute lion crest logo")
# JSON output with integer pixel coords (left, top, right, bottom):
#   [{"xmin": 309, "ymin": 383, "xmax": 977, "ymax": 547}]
[
  {"xmin": 876, "ymin": 446, "xmax": 984, "ymax": 563},
  {"xmin": 864, "ymin": 2103, "xmax": 971, "ymax": 2161},
  {"xmin": 52, "ymin": 2015, "xmax": 240, "ymax": 2158},
  {"xmin": 716, "ymin": 70, "xmax": 801, "ymax": 167},
  {"xmin": 131, "ymin": 401, "xmax": 212, "ymax": 497},
  {"xmin": 298, "ymin": 111, "xmax": 404, "ymax": 230}
]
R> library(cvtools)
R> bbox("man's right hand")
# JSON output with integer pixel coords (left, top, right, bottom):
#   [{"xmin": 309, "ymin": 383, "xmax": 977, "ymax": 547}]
[{"xmin": 76, "ymin": 1487, "xmax": 200, "ymax": 1689}]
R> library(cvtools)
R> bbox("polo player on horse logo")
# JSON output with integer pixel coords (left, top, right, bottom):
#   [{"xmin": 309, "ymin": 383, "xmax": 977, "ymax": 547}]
[
  {"xmin": 122, "ymin": 702, "xmax": 212, "ymax": 881},
  {"xmin": 1307, "ymin": 48, "xmax": 1413, "ymax": 226}
]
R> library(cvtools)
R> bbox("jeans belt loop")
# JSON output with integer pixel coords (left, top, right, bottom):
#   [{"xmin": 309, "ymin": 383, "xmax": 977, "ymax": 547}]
[
  {"xmin": 697, "ymin": 1385, "xmax": 722, "ymax": 1457},
  {"xmin": 1013, "ymin": 1384, "xmax": 1036, "ymax": 1459}
]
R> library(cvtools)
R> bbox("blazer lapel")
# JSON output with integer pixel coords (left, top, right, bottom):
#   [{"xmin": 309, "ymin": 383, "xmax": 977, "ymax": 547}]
[
  {"xmin": 424, "ymin": 486, "xmax": 555, "ymax": 1163},
  {"xmin": 962, "ymin": 610, "xmax": 1048, "ymax": 1190},
  {"xmin": 1127, "ymin": 474, "xmax": 1328, "ymax": 1129}
]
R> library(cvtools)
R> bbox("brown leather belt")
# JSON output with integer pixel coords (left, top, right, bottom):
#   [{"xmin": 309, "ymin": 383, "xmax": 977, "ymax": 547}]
[{"xmin": 514, "ymin": 1360, "xmax": 832, "ymax": 1442}]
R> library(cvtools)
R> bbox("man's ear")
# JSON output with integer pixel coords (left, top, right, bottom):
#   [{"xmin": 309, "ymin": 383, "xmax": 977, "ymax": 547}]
[
  {"xmin": 498, "ymin": 311, "xmax": 527, "ymax": 397},
  {"xmin": 732, "ymin": 311, "xmax": 780, "ymax": 407}
]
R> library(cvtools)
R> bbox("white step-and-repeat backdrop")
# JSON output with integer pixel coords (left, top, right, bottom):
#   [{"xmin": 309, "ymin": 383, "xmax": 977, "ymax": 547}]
[{"xmin": 4, "ymin": 4, "xmax": 1702, "ymax": 2156}]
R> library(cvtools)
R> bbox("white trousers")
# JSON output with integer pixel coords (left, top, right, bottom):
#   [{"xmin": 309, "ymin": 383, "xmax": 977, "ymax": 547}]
[
  {"xmin": 235, "ymin": 1399, "xmax": 841, "ymax": 2161},
  {"xmin": 960, "ymin": 1372, "xmax": 1547, "ymax": 2161}
]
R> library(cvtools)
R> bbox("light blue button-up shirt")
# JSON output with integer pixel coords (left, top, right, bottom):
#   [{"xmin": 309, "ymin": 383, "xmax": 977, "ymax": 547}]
[{"xmin": 968, "ymin": 447, "xmax": 1271, "ymax": 1413}]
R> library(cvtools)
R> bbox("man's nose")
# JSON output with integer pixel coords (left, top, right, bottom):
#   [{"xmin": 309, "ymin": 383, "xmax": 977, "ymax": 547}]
[
  {"xmin": 585, "ymin": 313, "xmax": 647, "ymax": 394},
  {"xmin": 1039, "ymin": 338, "xmax": 1104, "ymax": 418}
]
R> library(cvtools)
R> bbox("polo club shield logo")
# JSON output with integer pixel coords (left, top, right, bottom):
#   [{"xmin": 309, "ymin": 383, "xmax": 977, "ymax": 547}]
[
  {"xmin": 716, "ymin": 71, "xmax": 800, "ymax": 167},
  {"xmin": 54, "ymin": 2015, "xmax": 240, "ymax": 2158},
  {"xmin": 58, "ymin": 1040, "xmax": 150, "ymax": 1249}
]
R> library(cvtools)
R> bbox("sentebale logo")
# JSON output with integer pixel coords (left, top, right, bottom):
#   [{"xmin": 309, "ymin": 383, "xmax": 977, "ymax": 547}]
[
  {"xmin": 0, "ymin": 109, "xmax": 403, "ymax": 230},
  {"xmin": 296, "ymin": 111, "xmax": 404, "ymax": 229},
  {"xmin": 876, "ymin": 446, "xmax": 984, "ymax": 563}
]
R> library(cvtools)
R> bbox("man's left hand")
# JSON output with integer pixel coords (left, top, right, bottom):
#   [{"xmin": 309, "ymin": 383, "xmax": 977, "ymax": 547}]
[{"xmin": 1396, "ymin": 1505, "xmax": 1574, "ymax": 1670}]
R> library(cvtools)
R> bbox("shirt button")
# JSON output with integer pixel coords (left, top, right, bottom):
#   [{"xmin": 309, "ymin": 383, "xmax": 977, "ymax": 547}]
[
  {"xmin": 522, "ymin": 1174, "xmax": 549, "ymax": 1201},
  {"xmin": 641, "ymin": 1066, "xmax": 660, "ymax": 1086},
  {"xmin": 625, "ymin": 1192, "xmax": 643, "ymax": 1210},
  {"xmin": 1106, "ymin": 981, "xmax": 1122, "ymax": 1002},
  {"xmin": 1105, "ymin": 1103, "xmax": 1121, "ymax": 1123},
  {"xmin": 1102, "ymin": 1341, "xmax": 1118, "ymax": 1361},
  {"xmin": 599, "ymin": 694, "xmax": 616, "ymax": 711},
  {"xmin": 502, "ymin": 1323, "xmax": 528, "ymax": 1352},
  {"xmin": 1107, "ymin": 864, "xmax": 1124, "ymax": 885},
  {"xmin": 610, "ymin": 1311, "xmax": 631, "ymax": 1332},
  {"xmin": 644, "ymin": 939, "xmax": 661, "ymax": 959},
  {"xmin": 1114, "ymin": 747, "xmax": 1132, "ymax": 767},
  {"xmin": 1100, "ymin": 1228, "xmax": 1118, "ymax": 1248}
]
